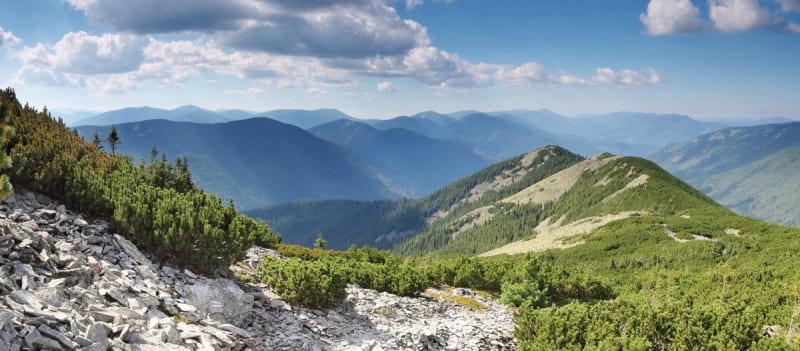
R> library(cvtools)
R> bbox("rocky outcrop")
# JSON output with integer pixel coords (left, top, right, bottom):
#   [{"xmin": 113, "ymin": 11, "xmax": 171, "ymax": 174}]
[{"xmin": 0, "ymin": 189, "xmax": 516, "ymax": 350}]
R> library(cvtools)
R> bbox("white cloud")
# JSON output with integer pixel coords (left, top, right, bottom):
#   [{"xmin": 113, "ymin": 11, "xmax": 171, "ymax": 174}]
[
  {"xmin": 789, "ymin": 22, "xmax": 800, "ymax": 31},
  {"xmin": 68, "ymin": 0, "xmax": 431, "ymax": 59},
  {"xmin": 0, "ymin": 27, "xmax": 21, "ymax": 47},
  {"xmin": 640, "ymin": 0, "xmax": 705, "ymax": 35},
  {"xmin": 405, "ymin": 0, "xmax": 425, "ymax": 9},
  {"xmin": 67, "ymin": 0, "xmax": 254, "ymax": 33},
  {"xmin": 495, "ymin": 62, "xmax": 546, "ymax": 85},
  {"xmin": 376, "ymin": 81, "xmax": 396, "ymax": 92},
  {"xmin": 406, "ymin": 0, "xmax": 456, "ymax": 8},
  {"xmin": 592, "ymin": 67, "xmax": 662, "ymax": 86},
  {"xmin": 223, "ymin": 6, "xmax": 430, "ymax": 58},
  {"xmin": 708, "ymin": 0, "xmax": 780, "ymax": 32},
  {"xmin": 11, "ymin": 32, "xmax": 351, "ymax": 93},
  {"xmin": 347, "ymin": 46, "xmax": 661, "ymax": 89},
  {"xmin": 557, "ymin": 73, "xmax": 589, "ymax": 86}
]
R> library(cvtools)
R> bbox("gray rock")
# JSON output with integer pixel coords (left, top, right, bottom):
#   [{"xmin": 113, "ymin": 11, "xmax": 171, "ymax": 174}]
[
  {"xmin": 182, "ymin": 279, "xmax": 253, "ymax": 326},
  {"xmin": 0, "ymin": 312, "xmax": 17, "ymax": 343},
  {"xmin": 79, "ymin": 343, "xmax": 107, "ymax": 351},
  {"xmin": 176, "ymin": 303, "xmax": 197, "ymax": 313},
  {"xmin": 24, "ymin": 329, "xmax": 62, "ymax": 350},
  {"xmin": 73, "ymin": 335, "xmax": 94, "ymax": 347},
  {"xmin": 38, "ymin": 324, "xmax": 80, "ymax": 349},
  {"xmin": 165, "ymin": 324, "xmax": 181, "ymax": 344},
  {"xmin": 33, "ymin": 209, "xmax": 58, "ymax": 222},
  {"xmin": 84, "ymin": 323, "xmax": 108, "ymax": 347},
  {"xmin": 113, "ymin": 234, "xmax": 152, "ymax": 268},
  {"xmin": 18, "ymin": 220, "xmax": 38, "ymax": 232},
  {"xmin": 34, "ymin": 193, "xmax": 52, "ymax": 205},
  {"xmin": 8, "ymin": 290, "xmax": 43, "ymax": 308}
]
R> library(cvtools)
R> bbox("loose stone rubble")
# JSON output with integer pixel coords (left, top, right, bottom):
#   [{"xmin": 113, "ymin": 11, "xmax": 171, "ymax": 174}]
[{"xmin": 0, "ymin": 189, "xmax": 516, "ymax": 350}]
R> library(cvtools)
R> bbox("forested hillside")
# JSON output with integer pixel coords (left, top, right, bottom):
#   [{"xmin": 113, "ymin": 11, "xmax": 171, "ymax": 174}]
[
  {"xmin": 652, "ymin": 122, "xmax": 800, "ymax": 226},
  {"xmin": 248, "ymin": 146, "xmax": 584, "ymax": 248},
  {"xmin": 76, "ymin": 118, "xmax": 400, "ymax": 209},
  {"xmin": 396, "ymin": 155, "xmax": 720, "ymax": 256},
  {"xmin": 0, "ymin": 88, "xmax": 279, "ymax": 269},
  {"xmin": 4, "ymin": 89, "xmax": 800, "ymax": 349},
  {"xmin": 310, "ymin": 119, "xmax": 491, "ymax": 196}
]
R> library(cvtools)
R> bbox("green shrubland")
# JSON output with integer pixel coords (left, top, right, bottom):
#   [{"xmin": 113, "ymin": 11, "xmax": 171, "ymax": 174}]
[{"xmin": 1, "ymin": 88, "xmax": 279, "ymax": 270}]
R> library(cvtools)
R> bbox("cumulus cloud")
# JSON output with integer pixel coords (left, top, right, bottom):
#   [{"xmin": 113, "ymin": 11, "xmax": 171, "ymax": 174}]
[
  {"xmin": 495, "ymin": 62, "xmax": 546, "ymax": 85},
  {"xmin": 0, "ymin": 27, "xmax": 21, "ymax": 47},
  {"xmin": 376, "ymin": 81, "xmax": 396, "ymax": 92},
  {"xmin": 18, "ymin": 32, "xmax": 147, "ymax": 75},
  {"xmin": 640, "ymin": 0, "xmax": 705, "ymax": 35},
  {"xmin": 591, "ymin": 67, "xmax": 662, "ymax": 86},
  {"xmin": 345, "ymin": 46, "xmax": 661, "ymax": 89},
  {"xmin": 67, "ymin": 0, "xmax": 254, "ymax": 33},
  {"xmin": 67, "ymin": 0, "xmax": 431, "ymax": 59},
  {"xmin": 222, "ymin": 7, "xmax": 430, "ymax": 58},
  {"xmin": 11, "ymin": 31, "xmax": 350, "ymax": 92},
  {"xmin": 557, "ymin": 73, "xmax": 589, "ymax": 86},
  {"xmin": 709, "ymin": 0, "xmax": 781, "ymax": 32},
  {"xmin": 640, "ymin": 0, "xmax": 800, "ymax": 34}
]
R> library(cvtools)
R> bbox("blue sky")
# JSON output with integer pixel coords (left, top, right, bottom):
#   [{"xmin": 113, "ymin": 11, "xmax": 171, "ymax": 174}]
[{"xmin": 0, "ymin": 0, "xmax": 798, "ymax": 120}]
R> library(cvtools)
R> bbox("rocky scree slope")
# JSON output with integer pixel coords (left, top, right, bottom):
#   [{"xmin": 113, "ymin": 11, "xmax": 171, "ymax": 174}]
[{"xmin": 0, "ymin": 189, "xmax": 515, "ymax": 350}]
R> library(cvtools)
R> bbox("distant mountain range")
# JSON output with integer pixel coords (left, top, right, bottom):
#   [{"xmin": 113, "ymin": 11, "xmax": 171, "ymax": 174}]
[
  {"xmin": 72, "ymin": 106, "xmax": 354, "ymax": 129},
  {"xmin": 309, "ymin": 119, "xmax": 491, "ymax": 196},
  {"xmin": 74, "ymin": 105, "xmax": 233, "ymax": 125},
  {"xmin": 74, "ymin": 104, "xmax": 788, "ymax": 159},
  {"xmin": 652, "ymin": 122, "xmax": 800, "ymax": 227},
  {"xmin": 248, "ymin": 144, "xmax": 723, "ymax": 254},
  {"xmin": 75, "ymin": 118, "xmax": 401, "ymax": 210},
  {"xmin": 74, "ymin": 105, "xmax": 797, "ymax": 222}
]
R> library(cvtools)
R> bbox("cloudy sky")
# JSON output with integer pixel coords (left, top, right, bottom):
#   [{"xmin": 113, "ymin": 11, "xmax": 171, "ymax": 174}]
[{"xmin": 0, "ymin": 0, "xmax": 798, "ymax": 119}]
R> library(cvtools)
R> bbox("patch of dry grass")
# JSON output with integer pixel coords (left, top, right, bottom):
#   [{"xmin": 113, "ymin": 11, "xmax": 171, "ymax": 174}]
[{"xmin": 425, "ymin": 291, "xmax": 486, "ymax": 311}]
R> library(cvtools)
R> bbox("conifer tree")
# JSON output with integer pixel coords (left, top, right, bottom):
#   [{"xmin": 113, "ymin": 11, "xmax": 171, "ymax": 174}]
[
  {"xmin": 314, "ymin": 233, "xmax": 327, "ymax": 249},
  {"xmin": 92, "ymin": 132, "xmax": 104, "ymax": 150},
  {"xmin": 107, "ymin": 126, "xmax": 121, "ymax": 155}
]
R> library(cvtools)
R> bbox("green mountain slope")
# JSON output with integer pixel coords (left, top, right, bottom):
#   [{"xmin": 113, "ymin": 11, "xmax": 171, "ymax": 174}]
[
  {"xmin": 652, "ymin": 122, "xmax": 800, "ymax": 226},
  {"xmin": 310, "ymin": 119, "xmax": 492, "ymax": 196},
  {"xmin": 699, "ymin": 144, "xmax": 800, "ymax": 227},
  {"xmin": 246, "ymin": 146, "xmax": 584, "ymax": 248},
  {"xmin": 397, "ymin": 154, "xmax": 720, "ymax": 256},
  {"xmin": 76, "ymin": 118, "xmax": 400, "ymax": 210}
]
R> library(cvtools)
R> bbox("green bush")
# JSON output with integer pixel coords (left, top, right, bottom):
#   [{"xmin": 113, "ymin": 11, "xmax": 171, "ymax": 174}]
[
  {"xmin": 1, "ymin": 88, "xmax": 280, "ymax": 270},
  {"xmin": 515, "ymin": 299, "xmax": 786, "ymax": 350},
  {"xmin": 257, "ymin": 257, "xmax": 348, "ymax": 309}
]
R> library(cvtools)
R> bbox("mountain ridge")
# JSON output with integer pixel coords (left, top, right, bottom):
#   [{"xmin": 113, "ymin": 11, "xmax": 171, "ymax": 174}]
[
  {"xmin": 75, "ymin": 117, "xmax": 401, "ymax": 210},
  {"xmin": 652, "ymin": 121, "xmax": 800, "ymax": 227},
  {"xmin": 309, "ymin": 119, "xmax": 492, "ymax": 196}
]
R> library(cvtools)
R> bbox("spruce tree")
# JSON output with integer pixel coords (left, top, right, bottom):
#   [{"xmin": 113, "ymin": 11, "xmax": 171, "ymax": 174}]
[
  {"xmin": 107, "ymin": 126, "xmax": 121, "ymax": 155},
  {"xmin": 92, "ymin": 132, "xmax": 104, "ymax": 150},
  {"xmin": 314, "ymin": 233, "xmax": 327, "ymax": 249}
]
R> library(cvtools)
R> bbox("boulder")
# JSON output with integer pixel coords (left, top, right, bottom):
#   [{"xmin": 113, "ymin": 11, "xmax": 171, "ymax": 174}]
[{"xmin": 181, "ymin": 279, "xmax": 253, "ymax": 326}]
